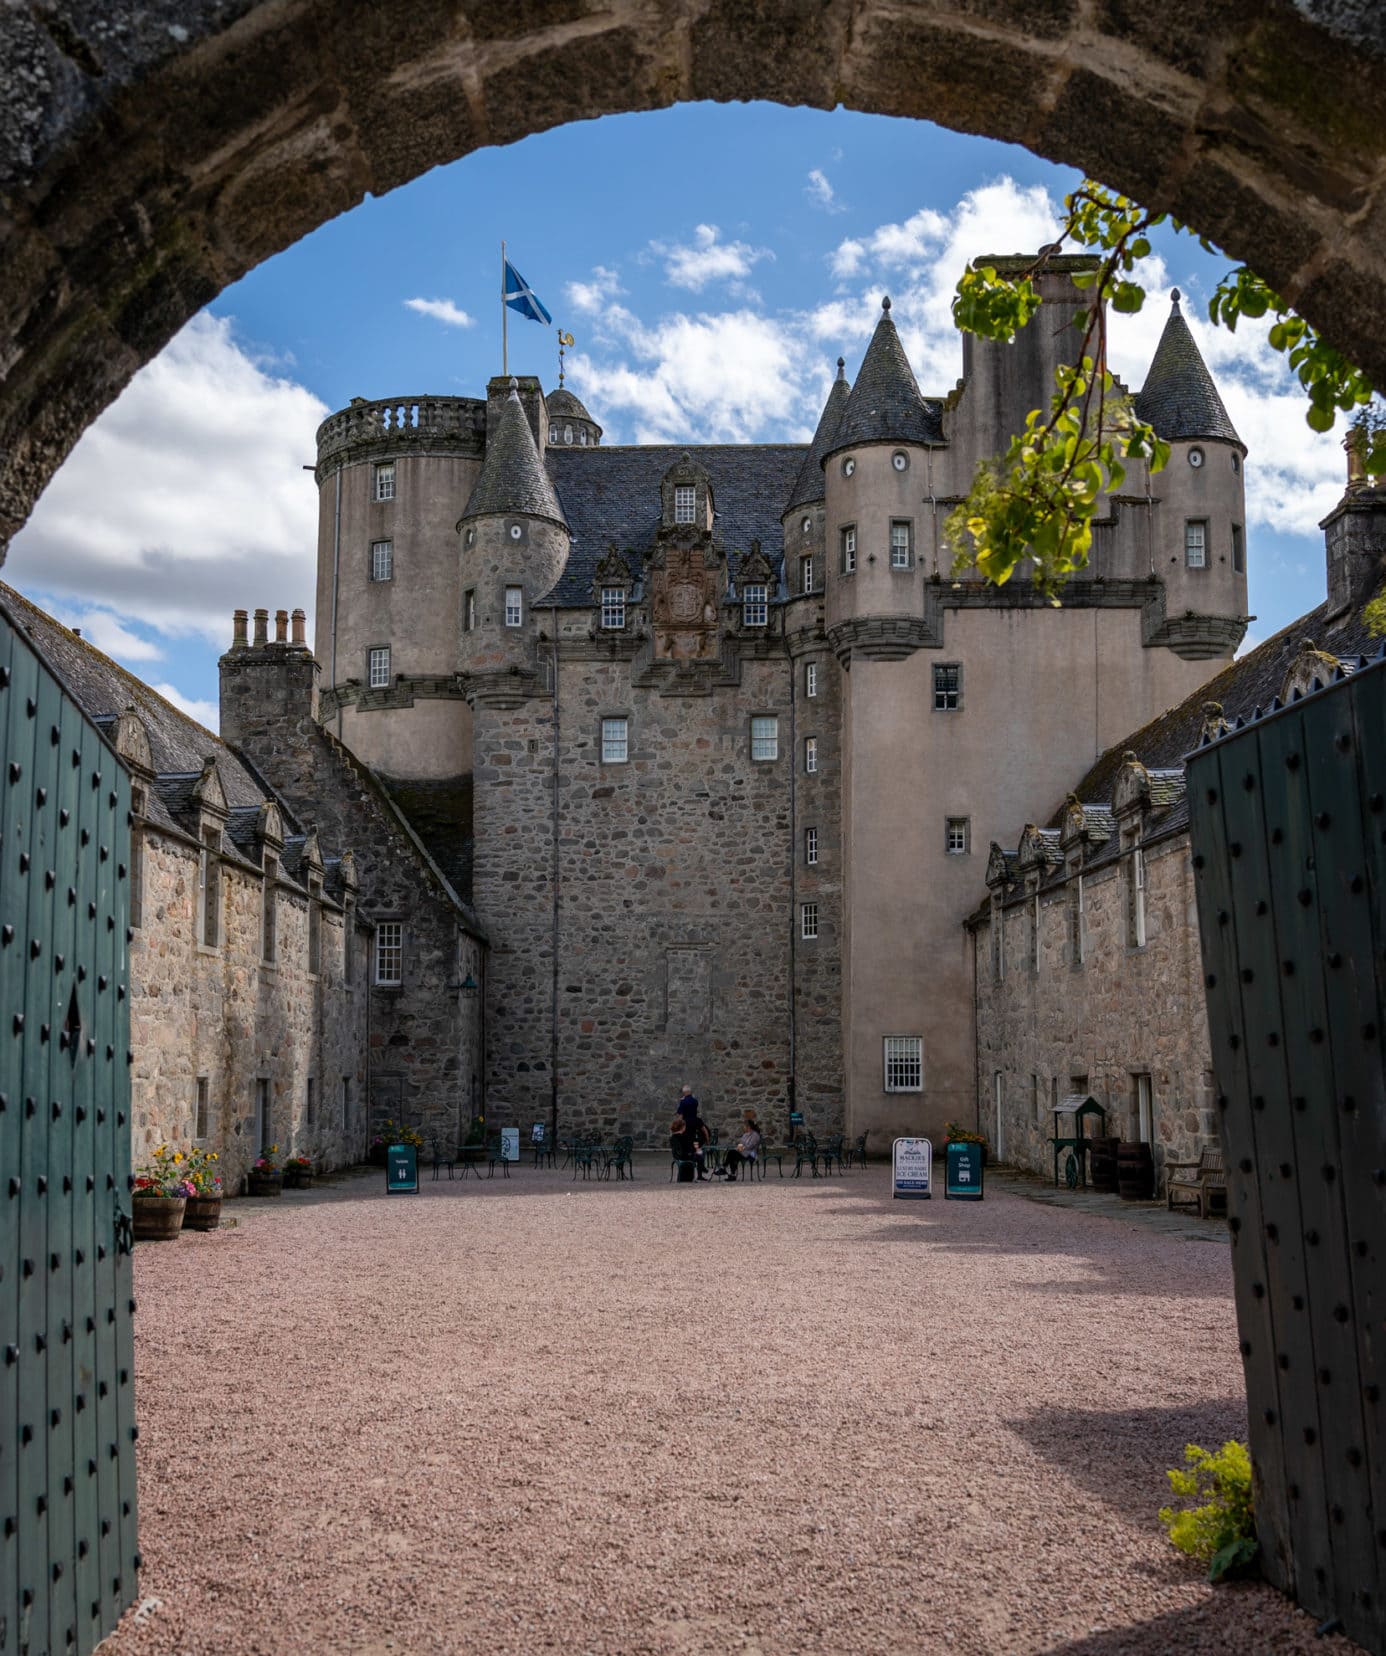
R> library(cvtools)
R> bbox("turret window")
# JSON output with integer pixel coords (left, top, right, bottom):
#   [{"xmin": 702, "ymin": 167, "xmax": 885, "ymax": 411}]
[
  {"xmin": 1185, "ymin": 521, "xmax": 1207, "ymax": 569},
  {"xmin": 800, "ymin": 555, "xmax": 814, "ymax": 595},
  {"xmin": 1232, "ymin": 524, "xmax": 1244, "ymax": 573},
  {"xmin": 890, "ymin": 520, "xmax": 913, "ymax": 569},
  {"xmin": 600, "ymin": 587, "xmax": 626, "ymax": 629},
  {"xmin": 805, "ymin": 826, "xmax": 818, "ymax": 865},
  {"xmin": 841, "ymin": 526, "xmax": 856, "ymax": 574},
  {"xmin": 805, "ymin": 663, "xmax": 818, "ymax": 699},
  {"xmin": 674, "ymin": 486, "xmax": 696, "ymax": 524},
  {"xmin": 370, "ymin": 540, "xmax": 393, "ymax": 582},
  {"xmin": 368, "ymin": 647, "xmax": 391, "ymax": 688},
  {"xmin": 804, "ymin": 737, "xmax": 818, "ymax": 775},
  {"xmin": 743, "ymin": 584, "xmax": 768, "ymax": 627},
  {"xmin": 464, "ymin": 590, "xmax": 476, "ymax": 631},
  {"xmin": 564, "ymin": 424, "xmax": 573, "ymax": 444},
  {"xmin": 505, "ymin": 587, "xmax": 523, "ymax": 627},
  {"xmin": 374, "ymin": 462, "xmax": 395, "ymax": 502},
  {"xmin": 933, "ymin": 663, "xmax": 961, "ymax": 711},
  {"xmin": 549, "ymin": 425, "xmax": 558, "ymax": 443}
]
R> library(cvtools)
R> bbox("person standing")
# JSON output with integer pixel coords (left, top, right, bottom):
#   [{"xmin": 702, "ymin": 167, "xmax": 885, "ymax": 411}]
[{"xmin": 677, "ymin": 1083, "xmax": 699, "ymax": 1134}]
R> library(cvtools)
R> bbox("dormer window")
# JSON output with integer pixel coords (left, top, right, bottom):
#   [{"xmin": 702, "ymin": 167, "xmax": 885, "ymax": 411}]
[
  {"xmin": 743, "ymin": 584, "xmax": 768, "ymax": 627},
  {"xmin": 601, "ymin": 587, "xmax": 626, "ymax": 629},
  {"xmin": 674, "ymin": 486, "xmax": 696, "ymax": 524},
  {"xmin": 564, "ymin": 424, "xmax": 573, "ymax": 444},
  {"xmin": 549, "ymin": 425, "xmax": 558, "ymax": 443}
]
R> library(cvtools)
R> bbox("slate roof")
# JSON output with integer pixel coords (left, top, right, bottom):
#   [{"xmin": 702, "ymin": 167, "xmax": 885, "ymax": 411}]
[
  {"xmin": 1134, "ymin": 293, "xmax": 1242, "ymax": 447},
  {"xmin": 785, "ymin": 361, "xmax": 852, "ymax": 515},
  {"xmin": 544, "ymin": 443, "xmax": 806, "ymax": 606},
  {"xmin": 381, "ymin": 777, "xmax": 474, "ymax": 904},
  {"xmin": 461, "ymin": 382, "xmax": 568, "ymax": 527},
  {"xmin": 823, "ymin": 302, "xmax": 945, "ymax": 456},
  {"xmin": 546, "ymin": 388, "xmax": 599, "ymax": 428}
]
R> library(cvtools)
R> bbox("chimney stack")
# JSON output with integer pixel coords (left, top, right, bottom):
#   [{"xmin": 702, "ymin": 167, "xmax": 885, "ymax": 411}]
[
  {"xmin": 291, "ymin": 608, "xmax": 307, "ymax": 647},
  {"xmin": 253, "ymin": 608, "xmax": 269, "ymax": 647},
  {"xmin": 232, "ymin": 609, "xmax": 249, "ymax": 649},
  {"xmin": 274, "ymin": 608, "xmax": 289, "ymax": 644},
  {"xmin": 1320, "ymin": 474, "xmax": 1386, "ymax": 618}
]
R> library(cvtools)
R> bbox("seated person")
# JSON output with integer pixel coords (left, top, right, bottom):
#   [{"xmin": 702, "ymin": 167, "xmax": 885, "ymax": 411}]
[
  {"xmin": 670, "ymin": 1115, "xmax": 696, "ymax": 1182},
  {"xmin": 720, "ymin": 1111, "xmax": 763, "ymax": 1181}
]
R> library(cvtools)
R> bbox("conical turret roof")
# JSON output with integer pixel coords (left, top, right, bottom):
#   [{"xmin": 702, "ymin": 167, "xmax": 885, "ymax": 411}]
[
  {"xmin": 462, "ymin": 379, "xmax": 568, "ymax": 526},
  {"xmin": 1133, "ymin": 291, "xmax": 1242, "ymax": 446},
  {"xmin": 823, "ymin": 299, "xmax": 944, "ymax": 457},
  {"xmin": 785, "ymin": 359, "xmax": 851, "ymax": 514}
]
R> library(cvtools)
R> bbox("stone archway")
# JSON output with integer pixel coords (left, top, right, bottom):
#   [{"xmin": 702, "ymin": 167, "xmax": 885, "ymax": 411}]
[{"xmin": 2, "ymin": 1, "xmax": 1384, "ymax": 551}]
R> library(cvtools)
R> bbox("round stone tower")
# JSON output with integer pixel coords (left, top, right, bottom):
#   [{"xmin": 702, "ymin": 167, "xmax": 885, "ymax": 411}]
[{"xmin": 544, "ymin": 387, "xmax": 602, "ymax": 449}]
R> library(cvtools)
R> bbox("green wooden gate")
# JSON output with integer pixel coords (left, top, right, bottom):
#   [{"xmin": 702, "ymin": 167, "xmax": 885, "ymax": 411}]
[
  {"xmin": 1188, "ymin": 647, "xmax": 1384, "ymax": 1654},
  {"xmin": 1, "ymin": 608, "xmax": 138, "ymax": 1656}
]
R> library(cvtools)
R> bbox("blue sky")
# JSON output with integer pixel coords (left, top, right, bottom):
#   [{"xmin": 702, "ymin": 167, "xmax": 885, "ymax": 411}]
[{"xmin": 6, "ymin": 102, "xmax": 1346, "ymax": 725}]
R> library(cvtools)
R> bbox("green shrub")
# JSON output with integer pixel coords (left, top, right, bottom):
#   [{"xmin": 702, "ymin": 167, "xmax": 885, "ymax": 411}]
[{"xmin": 1158, "ymin": 1441, "xmax": 1258, "ymax": 1582}]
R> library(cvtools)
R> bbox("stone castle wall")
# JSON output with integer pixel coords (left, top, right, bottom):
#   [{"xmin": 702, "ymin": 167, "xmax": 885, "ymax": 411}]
[
  {"xmin": 972, "ymin": 829, "xmax": 1217, "ymax": 1191},
  {"xmin": 129, "ymin": 825, "xmax": 367, "ymax": 1187}
]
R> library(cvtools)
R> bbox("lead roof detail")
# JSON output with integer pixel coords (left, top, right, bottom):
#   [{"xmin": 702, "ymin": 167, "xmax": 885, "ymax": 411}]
[
  {"xmin": 785, "ymin": 359, "xmax": 852, "ymax": 515},
  {"xmin": 822, "ymin": 298, "xmax": 945, "ymax": 456},
  {"xmin": 1133, "ymin": 291, "xmax": 1242, "ymax": 447},
  {"xmin": 461, "ymin": 379, "xmax": 569, "ymax": 528}
]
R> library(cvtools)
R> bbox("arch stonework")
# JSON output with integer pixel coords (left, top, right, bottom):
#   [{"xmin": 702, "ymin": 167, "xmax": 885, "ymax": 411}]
[{"xmin": 1, "ymin": 0, "xmax": 1384, "ymax": 553}]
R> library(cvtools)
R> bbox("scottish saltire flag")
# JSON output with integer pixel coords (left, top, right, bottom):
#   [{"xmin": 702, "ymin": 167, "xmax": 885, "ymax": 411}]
[{"xmin": 503, "ymin": 259, "xmax": 552, "ymax": 326}]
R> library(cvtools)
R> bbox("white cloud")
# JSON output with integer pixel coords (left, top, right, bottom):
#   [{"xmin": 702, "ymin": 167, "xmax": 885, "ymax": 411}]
[
  {"xmin": 805, "ymin": 169, "xmax": 845, "ymax": 214},
  {"xmin": 152, "ymin": 682, "xmax": 220, "ymax": 731},
  {"xmin": 6, "ymin": 312, "xmax": 326, "ymax": 648},
  {"xmin": 654, "ymin": 224, "xmax": 773, "ymax": 292},
  {"xmin": 403, "ymin": 296, "xmax": 475, "ymax": 329},
  {"xmin": 565, "ymin": 266, "xmax": 624, "ymax": 315}
]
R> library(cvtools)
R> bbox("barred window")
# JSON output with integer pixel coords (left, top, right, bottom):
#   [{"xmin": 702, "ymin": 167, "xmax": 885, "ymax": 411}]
[
  {"xmin": 368, "ymin": 647, "xmax": 390, "ymax": 689},
  {"xmin": 946, "ymin": 817, "xmax": 969, "ymax": 855},
  {"xmin": 600, "ymin": 587, "xmax": 626, "ymax": 629},
  {"xmin": 375, "ymin": 922, "xmax": 403, "ymax": 986},
  {"xmin": 801, "ymin": 902, "xmax": 818, "ymax": 940},
  {"xmin": 804, "ymin": 737, "xmax": 818, "ymax": 775},
  {"xmin": 933, "ymin": 663, "xmax": 961, "ymax": 711},
  {"xmin": 371, "ymin": 540, "xmax": 393, "ymax": 582},
  {"xmin": 374, "ymin": 462, "xmax": 395, "ymax": 502},
  {"xmin": 743, "ymin": 584, "xmax": 768, "ymax": 627},
  {"xmin": 805, "ymin": 662, "xmax": 818, "ymax": 699},
  {"xmin": 1185, "ymin": 521, "xmax": 1207, "ymax": 569},
  {"xmin": 504, "ymin": 586, "xmax": 523, "ymax": 627},
  {"xmin": 805, "ymin": 826, "xmax": 818, "ymax": 866},
  {"xmin": 890, "ymin": 520, "xmax": 912, "ymax": 569},
  {"xmin": 674, "ymin": 485, "xmax": 696, "ymax": 523},
  {"xmin": 750, "ymin": 716, "xmax": 778, "ymax": 761},
  {"xmin": 601, "ymin": 716, "xmax": 628, "ymax": 763},
  {"xmin": 884, "ymin": 1036, "xmax": 923, "ymax": 1092},
  {"xmin": 841, "ymin": 525, "xmax": 857, "ymax": 574}
]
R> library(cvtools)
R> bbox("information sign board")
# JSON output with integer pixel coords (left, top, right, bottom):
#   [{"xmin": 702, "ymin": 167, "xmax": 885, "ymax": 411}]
[
  {"xmin": 892, "ymin": 1136, "xmax": 932, "ymax": 1200},
  {"xmin": 945, "ymin": 1141, "xmax": 984, "ymax": 1201},
  {"xmin": 500, "ymin": 1127, "xmax": 520, "ymax": 1162},
  {"xmin": 386, "ymin": 1143, "xmax": 419, "ymax": 1193}
]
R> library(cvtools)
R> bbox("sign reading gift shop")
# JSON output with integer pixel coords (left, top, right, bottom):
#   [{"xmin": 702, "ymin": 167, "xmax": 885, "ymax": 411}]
[
  {"xmin": 892, "ymin": 1136, "xmax": 932, "ymax": 1200},
  {"xmin": 386, "ymin": 1143, "xmax": 419, "ymax": 1193}
]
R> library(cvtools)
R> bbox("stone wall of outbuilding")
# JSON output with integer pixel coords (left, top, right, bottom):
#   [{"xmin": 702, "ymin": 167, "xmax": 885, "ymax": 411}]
[{"xmin": 971, "ymin": 829, "xmax": 1217, "ymax": 1193}]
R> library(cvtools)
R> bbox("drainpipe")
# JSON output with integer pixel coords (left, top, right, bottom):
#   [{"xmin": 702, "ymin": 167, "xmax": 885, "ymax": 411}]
[
  {"xmin": 971, "ymin": 925, "xmax": 981, "ymax": 1136},
  {"xmin": 549, "ymin": 605, "xmax": 561, "ymax": 1144},
  {"xmin": 331, "ymin": 465, "xmax": 343, "ymax": 740},
  {"xmin": 783, "ymin": 608, "xmax": 798, "ymax": 1134}
]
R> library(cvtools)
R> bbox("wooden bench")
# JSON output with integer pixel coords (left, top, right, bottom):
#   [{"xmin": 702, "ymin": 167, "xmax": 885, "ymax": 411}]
[{"xmin": 1166, "ymin": 1146, "xmax": 1227, "ymax": 1219}]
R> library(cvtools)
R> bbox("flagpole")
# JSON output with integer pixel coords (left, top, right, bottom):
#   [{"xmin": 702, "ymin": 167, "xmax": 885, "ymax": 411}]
[{"xmin": 501, "ymin": 239, "xmax": 508, "ymax": 379}]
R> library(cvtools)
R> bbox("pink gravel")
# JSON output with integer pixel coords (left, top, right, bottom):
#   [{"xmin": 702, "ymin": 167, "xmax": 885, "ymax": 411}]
[{"xmin": 99, "ymin": 1164, "xmax": 1363, "ymax": 1656}]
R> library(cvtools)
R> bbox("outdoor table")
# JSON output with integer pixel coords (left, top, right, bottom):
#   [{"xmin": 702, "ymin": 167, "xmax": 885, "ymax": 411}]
[{"xmin": 458, "ymin": 1144, "xmax": 489, "ymax": 1179}]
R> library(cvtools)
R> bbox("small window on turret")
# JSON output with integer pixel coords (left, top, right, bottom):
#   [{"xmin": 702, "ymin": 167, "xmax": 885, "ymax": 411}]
[
  {"xmin": 370, "ymin": 540, "xmax": 393, "ymax": 582},
  {"xmin": 505, "ymin": 586, "xmax": 523, "ymax": 627},
  {"xmin": 674, "ymin": 486, "xmax": 696, "ymax": 524},
  {"xmin": 841, "ymin": 526, "xmax": 856, "ymax": 574},
  {"xmin": 890, "ymin": 521, "xmax": 912, "ymax": 569},
  {"xmin": 464, "ymin": 590, "xmax": 476, "ymax": 631},
  {"xmin": 374, "ymin": 462, "xmax": 395, "ymax": 502},
  {"xmin": 564, "ymin": 424, "xmax": 573, "ymax": 444},
  {"xmin": 549, "ymin": 425, "xmax": 558, "ymax": 443},
  {"xmin": 800, "ymin": 555, "xmax": 814, "ymax": 595},
  {"xmin": 1185, "ymin": 521, "xmax": 1207, "ymax": 569},
  {"xmin": 1232, "ymin": 524, "xmax": 1244, "ymax": 573}
]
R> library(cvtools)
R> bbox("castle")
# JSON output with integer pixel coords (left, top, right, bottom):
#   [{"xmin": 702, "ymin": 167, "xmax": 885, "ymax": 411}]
[{"xmin": 228, "ymin": 255, "xmax": 1250, "ymax": 1150}]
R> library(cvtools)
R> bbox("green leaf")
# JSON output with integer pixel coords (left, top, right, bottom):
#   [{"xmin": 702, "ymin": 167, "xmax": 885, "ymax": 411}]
[
  {"xmin": 1208, "ymin": 1537, "xmax": 1258, "ymax": 1584},
  {"xmin": 1306, "ymin": 403, "xmax": 1336, "ymax": 433}
]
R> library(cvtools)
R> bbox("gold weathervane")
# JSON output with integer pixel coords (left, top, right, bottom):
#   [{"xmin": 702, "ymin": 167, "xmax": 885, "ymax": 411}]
[{"xmin": 557, "ymin": 330, "xmax": 575, "ymax": 387}]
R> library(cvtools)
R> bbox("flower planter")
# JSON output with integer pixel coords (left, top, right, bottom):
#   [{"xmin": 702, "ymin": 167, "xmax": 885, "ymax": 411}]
[
  {"xmin": 285, "ymin": 1168, "xmax": 313, "ymax": 1189},
  {"xmin": 182, "ymin": 1195, "xmax": 223, "ymax": 1231},
  {"xmin": 132, "ymin": 1196, "xmax": 186, "ymax": 1241},
  {"xmin": 246, "ymin": 1171, "xmax": 283, "ymax": 1198}
]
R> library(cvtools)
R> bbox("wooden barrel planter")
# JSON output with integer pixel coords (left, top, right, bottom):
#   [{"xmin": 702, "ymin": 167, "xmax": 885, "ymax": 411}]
[
  {"xmin": 246, "ymin": 1171, "xmax": 283, "ymax": 1198},
  {"xmin": 1088, "ymin": 1136, "xmax": 1120, "ymax": 1193},
  {"xmin": 1116, "ymin": 1140, "xmax": 1155, "ymax": 1200},
  {"xmin": 182, "ymin": 1196, "xmax": 223, "ymax": 1231},
  {"xmin": 285, "ymin": 1168, "xmax": 313, "ymax": 1190},
  {"xmin": 132, "ymin": 1196, "xmax": 186, "ymax": 1241}
]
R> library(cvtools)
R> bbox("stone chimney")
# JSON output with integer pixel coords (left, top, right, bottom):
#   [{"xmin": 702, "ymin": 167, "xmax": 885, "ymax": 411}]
[
  {"xmin": 486, "ymin": 373, "xmax": 546, "ymax": 452},
  {"xmin": 1320, "ymin": 432, "xmax": 1386, "ymax": 617},
  {"xmin": 219, "ymin": 603, "xmax": 321, "ymax": 753}
]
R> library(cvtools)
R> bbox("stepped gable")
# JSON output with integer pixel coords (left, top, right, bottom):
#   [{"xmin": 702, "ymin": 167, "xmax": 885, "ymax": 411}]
[
  {"xmin": 461, "ymin": 378, "xmax": 568, "ymax": 527},
  {"xmin": 823, "ymin": 299, "xmax": 945, "ymax": 456},
  {"xmin": 785, "ymin": 359, "xmax": 851, "ymax": 514},
  {"xmin": 544, "ymin": 443, "xmax": 804, "ymax": 605},
  {"xmin": 1133, "ymin": 290, "xmax": 1242, "ymax": 446}
]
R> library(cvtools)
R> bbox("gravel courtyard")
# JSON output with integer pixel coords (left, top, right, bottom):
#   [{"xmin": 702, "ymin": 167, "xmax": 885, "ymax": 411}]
[{"xmin": 102, "ymin": 1164, "xmax": 1360, "ymax": 1656}]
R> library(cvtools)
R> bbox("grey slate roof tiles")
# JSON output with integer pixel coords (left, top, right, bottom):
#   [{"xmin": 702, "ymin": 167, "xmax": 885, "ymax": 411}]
[
  {"xmin": 544, "ymin": 443, "xmax": 805, "ymax": 606},
  {"xmin": 823, "ymin": 304, "xmax": 945, "ymax": 456},
  {"xmin": 1133, "ymin": 293, "xmax": 1242, "ymax": 447},
  {"xmin": 785, "ymin": 362, "xmax": 852, "ymax": 514},
  {"xmin": 461, "ymin": 383, "xmax": 568, "ymax": 527}
]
